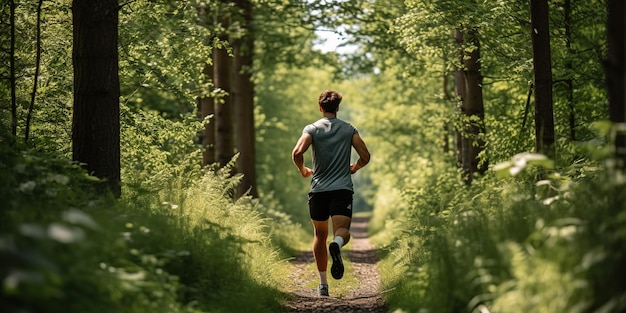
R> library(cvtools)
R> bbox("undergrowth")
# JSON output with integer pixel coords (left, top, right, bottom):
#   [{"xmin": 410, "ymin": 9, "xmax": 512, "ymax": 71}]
[
  {"xmin": 374, "ymin": 137, "xmax": 626, "ymax": 313},
  {"xmin": 0, "ymin": 108, "xmax": 294, "ymax": 313}
]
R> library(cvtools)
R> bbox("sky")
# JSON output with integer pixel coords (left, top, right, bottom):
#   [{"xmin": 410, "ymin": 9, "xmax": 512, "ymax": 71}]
[{"xmin": 313, "ymin": 27, "xmax": 358, "ymax": 54}]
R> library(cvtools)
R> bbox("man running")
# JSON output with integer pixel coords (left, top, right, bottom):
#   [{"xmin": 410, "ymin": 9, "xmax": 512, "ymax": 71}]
[{"xmin": 291, "ymin": 90, "xmax": 371, "ymax": 297}]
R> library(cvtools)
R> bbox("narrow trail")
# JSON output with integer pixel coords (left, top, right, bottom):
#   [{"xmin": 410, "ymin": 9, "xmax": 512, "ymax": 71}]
[{"xmin": 284, "ymin": 216, "xmax": 389, "ymax": 313}]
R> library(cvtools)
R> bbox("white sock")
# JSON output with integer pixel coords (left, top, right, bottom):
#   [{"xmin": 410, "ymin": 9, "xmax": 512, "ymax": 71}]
[
  {"xmin": 333, "ymin": 236, "xmax": 344, "ymax": 248},
  {"xmin": 319, "ymin": 271, "xmax": 328, "ymax": 284}
]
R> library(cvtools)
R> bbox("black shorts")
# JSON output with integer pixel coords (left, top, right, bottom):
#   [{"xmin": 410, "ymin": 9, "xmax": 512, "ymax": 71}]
[{"xmin": 308, "ymin": 189, "xmax": 353, "ymax": 221}]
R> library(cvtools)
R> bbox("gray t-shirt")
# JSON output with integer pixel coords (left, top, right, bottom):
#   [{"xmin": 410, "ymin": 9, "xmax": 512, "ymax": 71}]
[{"xmin": 303, "ymin": 117, "xmax": 357, "ymax": 193}]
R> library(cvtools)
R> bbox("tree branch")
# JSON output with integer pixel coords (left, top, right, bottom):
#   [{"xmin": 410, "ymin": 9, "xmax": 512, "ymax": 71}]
[{"xmin": 118, "ymin": 0, "xmax": 136, "ymax": 10}]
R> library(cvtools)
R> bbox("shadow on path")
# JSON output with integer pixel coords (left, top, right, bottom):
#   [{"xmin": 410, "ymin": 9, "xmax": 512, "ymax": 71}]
[
  {"xmin": 290, "ymin": 215, "xmax": 378, "ymax": 265},
  {"xmin": 285, "ymin": 214, "xmax": 389, "ymax": 313}
]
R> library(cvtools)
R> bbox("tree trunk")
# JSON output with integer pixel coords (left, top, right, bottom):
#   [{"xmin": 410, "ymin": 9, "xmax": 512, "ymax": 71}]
[
  {"xmin": 454, "ymin": 29, "xmax": 465, "ymax": 169},
  {"xmin": 442, "ymin": 74, "xmax": 450, "ymax": 154},
  {"xmin": 233, "ymin": 0, "xmax": 257, "ymax": 198},
  {"xmin": 455, "ymin": 28, "xmax": 487, "ymax": 184},
  {"xmin": 462, "ymin": 28, "xmax": 488, "ymax": 183},
  {"xmin": 195, "ymin": 4, "xmax": 217, "ymax": 167},
  {"xmin": 72, "ymin": 0, "xmax": 121, "ymax": 197},
  {"xmin": 564, "ymin": 0, "xmax": 575, "ymax": 141},
  {"xmin": 25, "ymin": 0, "xmax": 43, "ymax": 143},
  {"xmin": 200, "ymin": 63, "xmax": 216, "ymax": 166},
  {"xmin": 213, "ymin": 40, "xmax": 234, "ymax": 167},
  {"xmin": 10, "ymin": 0, "xmax": 16, "ymax": 137},
  {"xmin": 606, "ymin": 0, "xmax": 626, "ymax": 169},
  {"xmin": 529, "ymin": 0, "xmax": 555, "ymax": 159}
]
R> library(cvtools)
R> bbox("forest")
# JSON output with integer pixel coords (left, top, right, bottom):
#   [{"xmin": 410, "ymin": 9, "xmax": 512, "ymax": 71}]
[{"xmin": 1, "ymin": 0, "xmax": 625, "ymax": 312}]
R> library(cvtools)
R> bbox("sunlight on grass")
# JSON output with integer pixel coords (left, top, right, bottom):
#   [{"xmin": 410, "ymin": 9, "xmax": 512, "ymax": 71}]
[{"xmin": 369, "ymin": 152, "xmax": 626, "ymax": 313}]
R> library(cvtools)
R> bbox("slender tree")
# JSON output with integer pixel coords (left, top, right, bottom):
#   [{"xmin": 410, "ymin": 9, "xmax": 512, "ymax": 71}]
[
  {"xmin": 72, "ymin": 0, "xmax": 121, "ymax": 197},
  {"xmin": 213, "ymin": 24, "xmax": 234, "ymax": 167},
  {"xmin": 606, "ymin": 0, "xmax": 625, "ymax": 170},
  {"xmin": 455, "ymin": 27, "xmax": 488, "ymax": 184},
  {"xmin": 200, "ymin": 62, "xmax": 216, "ymax": 166},
  {"xmin": 196, "ymin": 2, "xmax": 217, "ymax": 166},
  {"xmin": 9, "ymin": 0, "xmax": 16, "ymax": 137},
  {"xmin": 25, "ymin": 0, "xmax": 43, "ymax": 143},
  {"xmin": 563, "ymin": 0, "xmax": 575, "ymax": 141},
  {"xmin": 454, "ymin": 29, "xmax": 466, "ymax": 169},
  {"xmin": 233, "ymin": 0, "xmax": 257, "ymax": 197},
  {"xmin": 442, "ymin": 70, "xmax": 451, "ymax": 154},
  {"xmin": 529, "ymin": 0, "xmax": 555, "ymax": 158},
  {"xmin": 462, "ymin": 28, "xmax": 488, "ymax": 180}
]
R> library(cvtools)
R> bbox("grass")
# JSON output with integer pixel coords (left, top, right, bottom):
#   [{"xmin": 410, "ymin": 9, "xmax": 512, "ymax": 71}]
[
  {"xmin": 0, "ymin": 127, "xmax": 296, "ymax": 313},
  {"xmin": 370, "ymin": 154, "xmax": 626, "ymax": 313},
  {"xmin": 7, "ymin": 101, "xmax": 623, "ymax": 313}
]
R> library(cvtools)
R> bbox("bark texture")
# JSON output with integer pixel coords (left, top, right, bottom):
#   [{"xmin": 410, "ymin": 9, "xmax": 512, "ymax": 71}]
[
  {"xmin": 213, "ymin": 41, "xmax": 233, "ymax": 167},
  {"xmin": 233, "ymin": 0, "xmax": 257, "ymax": 198},
  {"xmin": 72, "ymin": 0, "xmax": 120, "ymax": 197},
  {"xmin": 606, "ymin": 0, "xmax": 626, "ymax": 169},
  {"xmin": 529, "ymin": 0, "xmax": 555, "ymax": 158}
]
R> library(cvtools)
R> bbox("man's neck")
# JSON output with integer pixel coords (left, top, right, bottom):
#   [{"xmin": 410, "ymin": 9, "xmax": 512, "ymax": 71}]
[{"xmin": 323, "ymin": 112, "xmax": 336, "ymax": 118}]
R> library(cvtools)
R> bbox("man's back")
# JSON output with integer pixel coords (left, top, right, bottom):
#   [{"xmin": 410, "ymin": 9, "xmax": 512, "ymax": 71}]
[{"xmin": 304, "ymin": 117, "xmax": 356, "ymax": 193}]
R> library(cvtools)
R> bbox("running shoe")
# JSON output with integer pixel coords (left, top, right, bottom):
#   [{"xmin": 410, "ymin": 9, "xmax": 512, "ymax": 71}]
[
  {"xmin": 329, "ymin": 242, "xmax": 344, "ymax": 279},
  {"xmin": 317, "ymin": 284, "xmax": 329, "ymax": 296}
]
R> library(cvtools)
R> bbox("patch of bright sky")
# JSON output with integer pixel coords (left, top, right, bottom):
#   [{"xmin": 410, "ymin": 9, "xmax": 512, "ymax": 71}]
[
  {"xmin": 313, "ymin": 23, "xmax": 357, "ymax": 54},
  {"xmin": 313, "ymin": 26, "xmax": 379, "ymax": 74},
  {"xmin": 313, "ymin": 26, "xmax": 359, "ymax": 54},
  {"xmin": 304, "ymin": 0, "xmax": 360, "ymax": 54}
]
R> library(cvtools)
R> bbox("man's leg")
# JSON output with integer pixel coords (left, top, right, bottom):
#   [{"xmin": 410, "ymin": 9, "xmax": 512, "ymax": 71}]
[
  {"xmin": 329, "ymin": 214, "xmax": 351, "ymax": 279},
  {"xmin": 331, "ymin": 215, "xmax": 351, "ymax": 246},
  {"xmin": 311, "ymin": 219, "xmax": 329, "ymax": 284}
]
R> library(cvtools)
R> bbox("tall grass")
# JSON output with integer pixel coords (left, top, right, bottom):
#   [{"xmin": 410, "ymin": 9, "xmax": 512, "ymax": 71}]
[
  {"xmin": 375, "ymin": 149, "xmax": 626, "ymax": 312},
  {"xmin": 0, "ymin": 109, "xmax": 293, "ymax": 312}
]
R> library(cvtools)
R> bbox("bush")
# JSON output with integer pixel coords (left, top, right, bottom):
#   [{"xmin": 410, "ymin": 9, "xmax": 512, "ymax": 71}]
[
  {"xmin": 1, "ymin": 110, "xmax": 290, "ymax": 313},
  {"xmin": 380, "ymin": 149, "xmax": 626, "ymax": 313}
]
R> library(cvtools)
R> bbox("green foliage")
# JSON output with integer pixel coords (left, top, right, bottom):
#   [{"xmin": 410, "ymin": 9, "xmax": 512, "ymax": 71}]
[
  {"xmin": 0, "ymin": 0, "xmax": 73, "ymax": 148},
  {"xmin": 255, "ymin": 65, "xmax": 337, "ymax": 225},
  {"xmin": 1, "ymin": 110, "xmax": 289, "ymax": 313},
  {"xmin": 1, "ymin": 0, "xmax": 618, "ymax": 311},
  {"xmin": 492, "ymin": 152, "xmax": 555, "ymax": 179},
  {"xmin": 120, "ymin": 104, "xmax": 204, "ymax": 203},
  {"xmin": 253, "ymin": 0, "xmax": 337, "ymax": 70},
  {"xmin": 378, "ymin": 145, "xmax": 626, "ymax": 313},
  {"xmin": 0, "ymin": 128, "xmax": 101, "ymax": 230},
  {"xmin": 384, "ymin": 0, "xmax": 608, "ymax": 166},
  {"xmin": 118, "ymin": 0, "xmax": 213, "ymax": 118},
  {"xmin": 114, "ymin": 168, "xmax": 288, "ymax": 313},
  {"xmin": 340, "ymin": 2, "xmax": 619, "ymax": 309}
]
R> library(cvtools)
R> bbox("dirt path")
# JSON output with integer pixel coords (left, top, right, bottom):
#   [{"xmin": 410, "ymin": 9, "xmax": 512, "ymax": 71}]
[{"xmin": 284, "ymin": 216, "xmax": 389, "ymax": 313}]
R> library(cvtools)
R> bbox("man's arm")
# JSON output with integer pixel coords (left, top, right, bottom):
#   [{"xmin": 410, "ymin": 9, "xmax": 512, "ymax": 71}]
[
  {"xmin": 350, "ymin": 133, "xmax": 370, "ymax": 174},
  {"xmin": 292, "ymin": 133, "xmax": 314, "ymax": 177}
]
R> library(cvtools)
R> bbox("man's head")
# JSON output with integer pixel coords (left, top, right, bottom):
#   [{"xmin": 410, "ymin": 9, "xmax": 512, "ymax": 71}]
[{"xmin": 318, "ymin": 90, "xmax": 342, "ymax": 113}]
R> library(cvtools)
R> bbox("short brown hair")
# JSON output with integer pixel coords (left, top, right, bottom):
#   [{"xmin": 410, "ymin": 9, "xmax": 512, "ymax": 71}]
[{"xmin": 318, "ymin": 90, "xmax": 342, "ymax": 113}]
